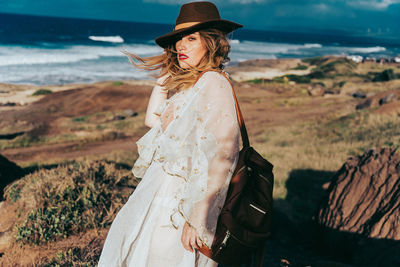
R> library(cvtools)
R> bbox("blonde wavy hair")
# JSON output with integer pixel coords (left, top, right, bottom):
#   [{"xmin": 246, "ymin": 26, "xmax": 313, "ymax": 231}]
[{"xmin": 123, "ymin": 28, "xmax": 231, "ymax": 94}]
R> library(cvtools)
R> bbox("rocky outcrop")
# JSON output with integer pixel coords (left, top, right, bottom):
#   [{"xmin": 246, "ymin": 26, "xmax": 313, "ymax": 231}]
[
  {"xmin": 379, "ymin": 93, "xmax": 397, "ymax": 105},
  {"xmin": 317, "ymin": 147, "xmax": 400, "ymax": 240},
  {"xmin": 315, "ymin": 148, "xmax": 400, "ymax": 266},
  {"xmin": 0, "ymin": 154, "xmax": 24, "ymax": 200},
  {"xmin": 356, "ymin": 89, "xmax": 400, "ymax": 110},
  {"xmin": 307, "ymin": 84, "xmax": 325, "ymax": 96}
]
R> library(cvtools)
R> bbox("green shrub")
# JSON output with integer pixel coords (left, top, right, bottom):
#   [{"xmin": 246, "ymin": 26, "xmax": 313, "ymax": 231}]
[
  {"xmin": 285, "ymin": 74, "xmax": 311, "ymax": 84},
  {"xmin": 72, "ymin": 116, "xmax": 88, "ymax": 122},
  {"xmin": 245, "ymin": 78, "xmax": 268, "ymax": 84},
  {"xmin": 273, "ymin": 74, "xmax": 311, "ymax": 84},
  {"xmin": 113, "ymin": 81, "xmax": 124, "ymax": 86},
  {"xmin": 32, "ymin": 89, "xmax": 52, "ymax": 96},
  {"xmin": 246, "ymin": 75, "xmax": 311, "ymax": 85},
  {"xmin": 271, "ymin": 77, "xmax": 285, "ymax": 83},
  {"xmin": 7, "ymin": 183, "xmax": 22, "ymax": 203},
  {"xmin": 308, "ymin": 58, "xmax": 357, "ymax": 79},
  {"xmin": 12, "ymin": 160, "xmax": 136, "ymax": 245},
  {"xmin": 301, "ymin": 56, "xmax": 327, "ymax": 66},
  {"xmin": 42, "ymin": 247, "xmax": 99, "ymax": 267},
  {"xmin": 291, "ymin": 64, "xmax": 308, "ymax": 70},
  {"xmin": 307, "ymin": 70, "xmax": 326, "ymax": 79},
  {"xmin": 372, "ymin": 69, "xmax": 396, "ymax": 82}
]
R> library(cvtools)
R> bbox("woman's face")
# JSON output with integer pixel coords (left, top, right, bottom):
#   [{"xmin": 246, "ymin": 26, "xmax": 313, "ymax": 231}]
[{"xmin": 175, "ymin": 32, "xmax": 207, "ymax": 69}]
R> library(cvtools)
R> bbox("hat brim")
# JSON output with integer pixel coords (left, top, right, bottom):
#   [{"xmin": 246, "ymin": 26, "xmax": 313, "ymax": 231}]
[{"xmin": 155, "ymin": 20, "xmax": 243, "ymax": 48}]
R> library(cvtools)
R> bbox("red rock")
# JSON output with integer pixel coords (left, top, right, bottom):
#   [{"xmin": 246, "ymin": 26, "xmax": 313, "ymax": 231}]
[{"xmin": 317, "ymin": 147, "xmax": 400, "ymax": 240}]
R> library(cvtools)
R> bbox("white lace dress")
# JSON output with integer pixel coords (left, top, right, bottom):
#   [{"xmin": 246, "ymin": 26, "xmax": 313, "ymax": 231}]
[{"xmin": 98, "ymin": 71, "xmax": 240, "ymax": 267}]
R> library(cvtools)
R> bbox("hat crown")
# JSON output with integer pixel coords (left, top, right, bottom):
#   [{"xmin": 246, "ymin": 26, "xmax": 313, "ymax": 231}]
[
  {"xmin": 176, "ymin": 1, "xmax": 221, "ymax": 25},
  {"xmin": 155, "ymin": 1, "xmax": 242, "ymax": 48}
]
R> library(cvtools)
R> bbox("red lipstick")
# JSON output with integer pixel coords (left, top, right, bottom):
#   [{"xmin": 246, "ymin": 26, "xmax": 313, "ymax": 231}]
[{"xmin": 178, "ymin": 53, "xmax": 188, "ymax": 60}]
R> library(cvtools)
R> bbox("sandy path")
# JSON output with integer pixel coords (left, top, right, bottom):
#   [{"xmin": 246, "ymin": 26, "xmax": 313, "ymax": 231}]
[{"xmin": 230, "ymin": 69, "xmax": 311, "ymax": 82}]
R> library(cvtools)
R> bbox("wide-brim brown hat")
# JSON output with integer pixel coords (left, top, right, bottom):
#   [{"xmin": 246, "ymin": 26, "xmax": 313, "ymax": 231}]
[{"xmin": 155, "ymin": 1, "xmax": 243, "ymax": 48}]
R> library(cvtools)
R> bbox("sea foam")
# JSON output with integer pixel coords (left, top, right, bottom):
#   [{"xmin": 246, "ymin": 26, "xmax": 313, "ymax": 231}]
[
  {"xmin": 89, "ymin": 36, "xmax": 124, "ymax": 43},
  {"xmin": 347, "ymin": 46, "xmax": 386, "ymax": 53},
  {"xmin": 0, "ymin": 44, "xmax": 162, "ymax": 66}
]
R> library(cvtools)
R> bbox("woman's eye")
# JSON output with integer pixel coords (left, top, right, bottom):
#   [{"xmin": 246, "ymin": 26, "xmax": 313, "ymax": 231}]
[{"xmin": 188, "ymin": 37, "xmax": 196, "ymax": 41}]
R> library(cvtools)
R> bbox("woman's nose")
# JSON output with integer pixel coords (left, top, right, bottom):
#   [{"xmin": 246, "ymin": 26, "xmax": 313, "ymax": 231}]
[{"xmin": 176, "ymin": 39, "xmax": 186, "ymax": 51}]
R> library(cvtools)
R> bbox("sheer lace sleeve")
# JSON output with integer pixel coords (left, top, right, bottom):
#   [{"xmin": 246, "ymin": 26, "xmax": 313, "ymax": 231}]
[
  {"xmin": 144, "ymin": 75, "xmax": 169, "ymax": 128},
  {"xmin": 176, "ymin": 71, "xmax": 240, "ymax": 247}
]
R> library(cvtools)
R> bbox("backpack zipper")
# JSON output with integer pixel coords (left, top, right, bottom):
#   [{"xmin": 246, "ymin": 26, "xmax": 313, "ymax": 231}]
[
  {"xmin": 249, "ymin": 203, "xmax": 266, "ymax": 214},
  {"xmin": 235, "ymin": 165, "xmax": 246, "ymax": 176},
  {"xmin": 217, "ymin": 230, "xmax": 231, "ymax": 253},
  {"xmin": 221, "ymin": 230, "xmax": 231, "ymax": 247},
  {"xmin": 258, "ymin": 173, "xmax": 272, "ymax": 185}
]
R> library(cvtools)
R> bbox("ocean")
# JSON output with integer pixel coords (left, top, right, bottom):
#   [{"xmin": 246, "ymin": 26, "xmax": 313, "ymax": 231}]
[{"xmin": 1, "ymin": 13, "xmax": 399, "ymax": 85}]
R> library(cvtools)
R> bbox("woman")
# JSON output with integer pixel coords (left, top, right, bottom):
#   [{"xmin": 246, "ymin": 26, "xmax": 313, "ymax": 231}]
[{"xmin": 98, "ymin": 2, "xmax": 243, "ymax": 266}]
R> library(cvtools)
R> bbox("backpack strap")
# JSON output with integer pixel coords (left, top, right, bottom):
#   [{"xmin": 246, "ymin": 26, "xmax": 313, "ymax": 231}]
[{"xmin": 194, "ymin": 69, "xmax": 250, "ymax": 148}]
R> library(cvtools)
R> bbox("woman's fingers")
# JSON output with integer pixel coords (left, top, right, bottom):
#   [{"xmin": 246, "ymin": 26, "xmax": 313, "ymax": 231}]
[
  {"xmin": 196, "ymin": 236, "xmax": 203, "ymax": 248},
  {"xmin": 182, "ymin": 223, "xmax": 193, "ymax": 252},
  {"xmin": 190, "ymin": 233, "xmax": 199, "ymax": 250},
  {"xmin": 181, "ymin": 223, "xmax": 191, "ymax": 252},
  {"xmin": 181, "ymin": 222, "xmax": 201, "ymax": 252}
]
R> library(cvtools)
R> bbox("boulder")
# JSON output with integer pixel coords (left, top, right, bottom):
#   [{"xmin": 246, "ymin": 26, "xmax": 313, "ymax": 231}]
[
  {"xmin": 316, "ymin": 148, "xmax": 400, "ymax": 266},
  {"xmin": 352, "ymin": 91, "xmax": 366, "ymax": 99},
  {"xmin": 318, "ymin": 147, "xmax": 400, "ymax": 240},
  {"xmin": 356, "ymin": 90, "xmax": 399, "ymax": 110},
  {"xmin": 355, "ymin": 98, "xmax": 373, "ymax": 109},
  {"xmin": 307, "ymin": 84, "xmax": 325, "ymax": 96},
  {"xmin": 379, "ymin": 93, "xmax": 397, "ymax": 105},
  {"xmin": 0, "ymin": 154, "xmax": 24, "ymax": 200},
  {"xmin": 123, "ymin": 109, "xmax": 138, "ymax": 117}
]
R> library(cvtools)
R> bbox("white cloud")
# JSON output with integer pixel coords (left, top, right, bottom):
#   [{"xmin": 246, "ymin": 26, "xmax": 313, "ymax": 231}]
[
  {"xmin": 142, "ymin": 0, "xmax": 400, "ymax": 10},
  {"xmin": 347, "ymin": 0, "xmax": 400, "ymax": 10},
  {"xmin": 314, "ymin": 3, "xmax": 328, "ymax": 12},
  {"xmin": 228, "ymin": 0, "xmax": 268, "ymax": 3}
]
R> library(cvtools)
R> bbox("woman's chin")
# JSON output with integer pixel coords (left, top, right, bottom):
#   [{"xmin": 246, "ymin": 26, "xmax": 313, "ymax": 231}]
[{"xmin": 178, "ymin": 61, "xmax": 191, "ymax": 69}]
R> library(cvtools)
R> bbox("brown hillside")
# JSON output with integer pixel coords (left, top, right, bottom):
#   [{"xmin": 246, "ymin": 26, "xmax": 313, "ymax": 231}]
[{"xmin": 0, "ymin": 81, "xmax": 152, "ymax": 137}]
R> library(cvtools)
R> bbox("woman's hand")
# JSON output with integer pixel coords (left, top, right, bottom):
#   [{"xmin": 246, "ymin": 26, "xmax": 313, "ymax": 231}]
[{"xmin": 181, "ymin": 222, "xmax": 203, "ymax": 252}]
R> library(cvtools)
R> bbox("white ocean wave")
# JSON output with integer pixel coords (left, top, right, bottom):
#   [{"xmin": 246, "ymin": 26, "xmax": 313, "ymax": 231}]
[
  {"xmin": 230, "ymin": 40, "xmax": 324, "ymax": 58},
  {"xmin": 0, "ymin": 58, "xmax": 150, "ymax": 85},
  {"xmin": 347, "ymin": 46, "xmax": 386, "ymax": 53},
  {"xmin": 0, "ymin": 44, "xmax": 162, "ymax": 66},
  {"xmin": 89, "ymin": 35, "xmax": 124, "ymax": 43},
  {"xmin": 304, "ymin": 43, "xmax": 322, "ymax": 48},
  {"xmin": 232, "ymin": 40, "xmax": 298, "ymax": 54}
]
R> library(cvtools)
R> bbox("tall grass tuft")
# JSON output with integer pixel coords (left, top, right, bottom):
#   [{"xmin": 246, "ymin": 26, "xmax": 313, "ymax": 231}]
[{"xmin": 5, "ymin": 160, "xmax": 137, "ymax": 246}]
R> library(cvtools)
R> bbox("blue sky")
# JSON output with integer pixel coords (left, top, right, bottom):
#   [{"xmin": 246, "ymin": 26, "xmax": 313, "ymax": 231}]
[{"xmin": 1, "ymin": 0, "xmax": 399, "ymax": 36}]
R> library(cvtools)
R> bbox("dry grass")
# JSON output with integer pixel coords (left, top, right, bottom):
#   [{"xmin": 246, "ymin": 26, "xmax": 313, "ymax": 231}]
[
  {"xmin": 252, "ymin": 111, "xmax": 400, "ymax": 199},
  {"xmin": 0, "ymin": 111, "xmax": 147, "ymax": 150},
  {"xmin": 1, "ymin": 160, "xmax": 137, "ymax": 265}
]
